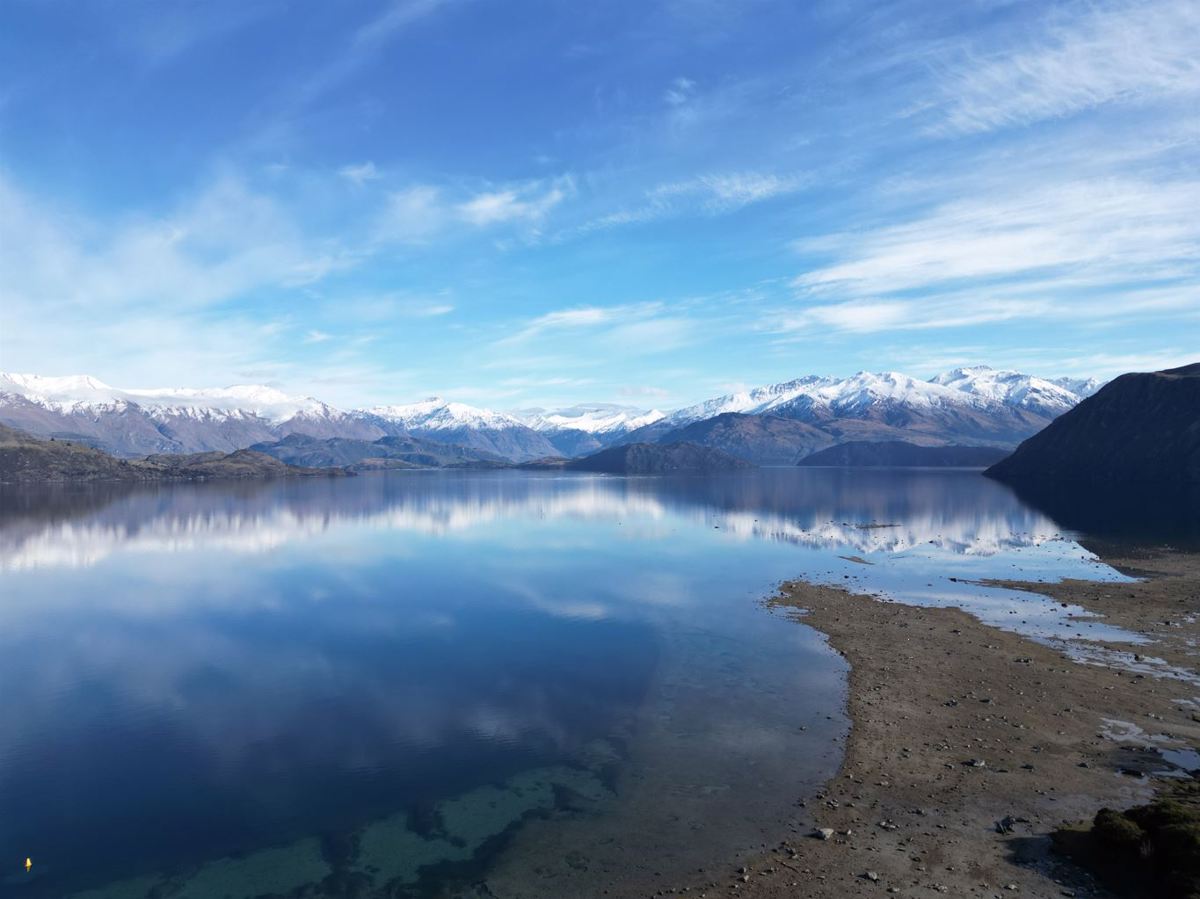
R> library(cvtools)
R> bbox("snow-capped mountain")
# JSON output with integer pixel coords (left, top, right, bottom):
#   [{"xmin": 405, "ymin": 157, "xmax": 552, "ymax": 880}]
[
  {"xmin": 660, "ymin": 370, "xmax": 1007, "ymax": 426},
  {"xmin": 521, "ymin": 403, "xmax": 665, "ymax": 435},
  {"xmin": 0, "ymin": 372, "xmax": 381, "ymax": 456},
  {"xmin": 0, "ymin": 365, "xmax": 1104, "ymax": 463},
  {"xmin": 616, "ymin": 367, "xmax": 1109, "ymax": 461},
  {"xmin": 516, "ymin": 403, "xmax": 666, "ymax": 456},
  {"xmin": 0, "ymin": 372, "xmax": 336, "ymax": 421},
  {"xmin": 929, "ymin": 366, "xmax": 1089, "ymax": 417},
  {"xmin": 666, "ymin": 368, "xmax": 1101, "ymax": 428},
  {"xmin": 356, "ymin": 398, "xmax": 558, "ymax": 462},
  {"xmin": 364, "ymin": 397, "xmax": 528, "ymax": 432},
  {"xmin": 1049, "ymin": 375, "xmax": 1104, "ymax": 398}
]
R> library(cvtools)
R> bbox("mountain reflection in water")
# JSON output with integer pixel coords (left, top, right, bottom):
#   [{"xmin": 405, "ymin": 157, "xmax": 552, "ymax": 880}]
[
  {"xmin": 1, "ymin": 468, "xmax": 1075, "ymax": 572},
  {"xmin": 0, "ymin": 469, "xmax": 1142, "ymax": 898}
]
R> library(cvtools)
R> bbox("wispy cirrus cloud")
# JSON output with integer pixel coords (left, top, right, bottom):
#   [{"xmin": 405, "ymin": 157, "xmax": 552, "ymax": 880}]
[
  {"xmin": 664, "ymin": 76, "xmax": 696, "ymax": 107},
  {"xmin": 793, "ymin": 176, "xmax": 1200, "ymax": 299},
  {"xmin": 582, "ymin": 170, "xmax": 807, "ymax": 232},
  {"xmin": 498, "ymin": 305, "xmax": 648, "ymax": 344},
  {"xmin": 457, "ymin": 177, "xmax": 574, "ymax": 226},
  {"xmin": 373, "ymin": 177, "xmax": 573, "ymax": 243},
  {"xmin": 320, "ymin": 292, "xmax": 455, "ymax": 322},
  {"xmin": 338, "ymin": 161, "xmax": 380, "ymax": 185},
  {"xmin": 773, "ymin": 297, "xmax": 1053, "ymax": 336},
  {"xmin": 658, "ymin": 171, "xmax": 809, "ymax": 212},
  {"xmin": 0, "ymin": 170, "xmax": 364, "ymax": 389},
  {"xmin": 771, "ymin": 281, "xmax": 1199, "ymax": 338},
  {"xmin": 373, "ymin": 185, "xmax": 448, "ymax": 244},
  {"xmin": 492, "ymin": 302, "xmax": 702, "ymax": 364},
  {"xmin": 0, "ymin": 171, "xmax": 352, "ymax": 313},
  {"xmin": 292, "ymin": 0, "xmax": 460, "ymax": 107},
  {"xmin": 932, "ymin": 0, "xmax": 1200, "ymax": 133}
]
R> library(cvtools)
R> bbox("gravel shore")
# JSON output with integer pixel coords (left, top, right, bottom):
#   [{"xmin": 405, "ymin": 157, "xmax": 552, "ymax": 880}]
[{"xmin": 655, "ymin": 545, "xmax": 1200, "ymax": 899}]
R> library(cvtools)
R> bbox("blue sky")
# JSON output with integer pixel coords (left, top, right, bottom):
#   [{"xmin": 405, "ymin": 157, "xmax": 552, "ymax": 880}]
[{"xmin": 1, "ymin": 0, "xmax": 1197, "ymax": 410}]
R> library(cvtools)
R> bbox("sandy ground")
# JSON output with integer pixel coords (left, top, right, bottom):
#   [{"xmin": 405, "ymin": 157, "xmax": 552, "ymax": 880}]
[{"xmin": 649, "ymin": 545, "xmax": 1200, "ymax": 899}]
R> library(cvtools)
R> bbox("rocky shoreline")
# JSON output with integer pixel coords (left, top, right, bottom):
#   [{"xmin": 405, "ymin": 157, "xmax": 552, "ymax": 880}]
[{"xmin": 652, "ymin": 545, "xmax": 1199, "ymax": 899}]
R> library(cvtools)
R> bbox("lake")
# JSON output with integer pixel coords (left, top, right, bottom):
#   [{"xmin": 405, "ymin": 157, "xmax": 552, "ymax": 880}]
[{"xmin": 0, "ymin": 468, "xmax": 1137, "ymax": 897}]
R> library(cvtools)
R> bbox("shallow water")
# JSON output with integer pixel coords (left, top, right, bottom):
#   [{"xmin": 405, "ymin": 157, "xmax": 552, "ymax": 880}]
[{"xmin": 0, "ymin": 469, "xmax": 1141, "ymax": 897}]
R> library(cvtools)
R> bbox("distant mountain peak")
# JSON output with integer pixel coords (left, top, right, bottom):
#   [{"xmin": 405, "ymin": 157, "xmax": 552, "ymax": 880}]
[
  {"xmin": 364, "ymin": 398, "xmax": 526, "ymax": 430},
  {"xmin": 519, "ymin": 403, "xmax": 666, "ymax": 435}
]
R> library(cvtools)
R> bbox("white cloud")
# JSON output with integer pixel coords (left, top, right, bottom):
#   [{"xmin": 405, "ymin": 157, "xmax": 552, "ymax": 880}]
[
  {"xmin": 0, "ymin": 172, "xmax": 348, "ymax": 313},
  {"xmin": 457, "ymin": 179, "xmax": 571, "ymax": 226},
  {"xmin": 1050, "ymin": 350, "xmax": 1200, "ymax": 378},
  {"xmin": 497, "ymin": 302, "xmax": 665, "ymax": 345},
  {"xmin": 374, "ymin": 185, "xmax": 446, "ymax": 244},
  {"xmin": 581, "ymin": 170, "xmax": 806, "ymax": 232},
  {"xmin": 934, "ymin": 0, "xmax": 1200, "ymax": 133},
  {"xmin": 352, "ymin": 0, "xmax": 455, "ymax": 48},
  {"xmin": 664, "ymin": 76, "xmax": 696, "ymax": 106},
  {"xmin": 335, "ymin": 293, "xmax": 456, "ymax": 320},
  {"xmin": 605, "ymin": 317, "xmax": 696, "ymax": 352},
  {"xmin": 371, "ymin": 178, "xmax": 573, "ymax": 243},
  {"xmin": 290, "ymin": 0, "xmax": 458, "ymax": 110},
  {"xmin": 303, "ymin": 330, "xmax": 333, "ymax": 343},
  {"xmin": 793, "ymin": 177, "xmax": 1200, "ymax": 299},
  {"xmin": 0, "ymin": 170, "xmax": 379, "ymax": 391},
  {"xmin": 782, "ymin": 297, "xmax": 1052, "ymax": 335},
  {"xmin": 338, "ymin": 161, "xmax": 380, "ymax": 185},
  {"xmin": 661, "ymin": 171, "xmax": 808, "ymax": 211},
  {"xmin": 491, "ymin": 303, "xmax": 700, "ymax": 361}
]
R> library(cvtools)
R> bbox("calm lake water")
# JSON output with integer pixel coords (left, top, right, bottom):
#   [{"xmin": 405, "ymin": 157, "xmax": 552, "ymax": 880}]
[{"xmin": 0, "ymin": 469, "xmax": 1141, "ymax": 897}]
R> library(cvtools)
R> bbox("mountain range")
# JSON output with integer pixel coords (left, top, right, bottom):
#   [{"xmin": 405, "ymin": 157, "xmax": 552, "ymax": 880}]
[{"xmin": 0, "ymin": 366, "xmax": 1102, "ymax": 464}]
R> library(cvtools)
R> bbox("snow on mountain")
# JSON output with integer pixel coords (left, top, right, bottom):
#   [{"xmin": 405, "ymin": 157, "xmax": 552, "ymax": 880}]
[
  {"xmin": 928, "ymin": 366, "xmax": 1090, "ymax": 416},
  {"xmin": 0, "ymin": 372, "xmax": 336, "ymax": 423},
  {"xmin": 363, "ymin": 397, "xmax": 528, "ymax": 431},
  {"xmin": 1050, "ymin": 376, "xmax": 1104, "ymax": 398},
  {"xmin": 0, "ymin": 373, "xmax": 122, "ymax": 408},
  {"xmin": 665, "ymin": 371, "xmax": 984, "ymax": 427},
  {"xmin": 793, "ymin": 370, "xmax": 983, "ymax": 416},
  {"xmin": 0, "ymin": 371, "xmax": 369, "ymax": 456},
  {"xmin": 519, "ymin": 403, "xmax": 665, "ymax": 435},
  {"xmin": 358, "ymin": 397, "xmax": 559, "ymax": 461},
  {"xmin": 666, "ymin": 367, "xmax": 1103, "ymax": 428},
  {"xmin": 0, "ymin": 365, "xmax": 1102, "ymax": 460}
]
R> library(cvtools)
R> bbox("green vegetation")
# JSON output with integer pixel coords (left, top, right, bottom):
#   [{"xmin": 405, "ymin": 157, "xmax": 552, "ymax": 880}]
[{"xmin": 1055, "ymin": 782, "xmax": 1200, "ymax": 899}]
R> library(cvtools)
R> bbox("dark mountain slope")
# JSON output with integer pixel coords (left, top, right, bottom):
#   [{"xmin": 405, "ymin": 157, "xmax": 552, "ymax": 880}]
[
  {"xmin": 251, "ymin": 433, "xmax": 505, "ymax": 469},
  {"xmin": 621, "ymin": 412, "xmax": 1028, "ymax": 465},
  {"xmin": 650, "ymin": 414, "xmax": 834, "ymax": 465},
  {"xmin": 799, "ymin": 441, "xmax": 1010, "ymax": 468},
  {"xmin": 0, "ymin": 424, "xmax": 341, "ymax": 483},
  {"xmin": 563, "ymin": 442, "xmax": 754, "ymax": 474},
  {"xmin": 541, "ymin": 428, "xmax": 605, "ymax": 458},
  {"xmin": 986, "ymin": 363, "xmax": 1200, "ymax": 486}
]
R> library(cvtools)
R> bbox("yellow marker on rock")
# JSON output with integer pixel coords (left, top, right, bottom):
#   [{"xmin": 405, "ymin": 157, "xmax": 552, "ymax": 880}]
[{"xmin": 25, "ymin": 857, "xmax": 32, "ymax": 873}]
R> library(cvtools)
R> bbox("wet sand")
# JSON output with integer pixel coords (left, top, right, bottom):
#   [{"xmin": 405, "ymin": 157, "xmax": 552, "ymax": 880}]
[{"xmin": 653, "ymin": 545, "xmax": 1200, "ymax": 899}]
